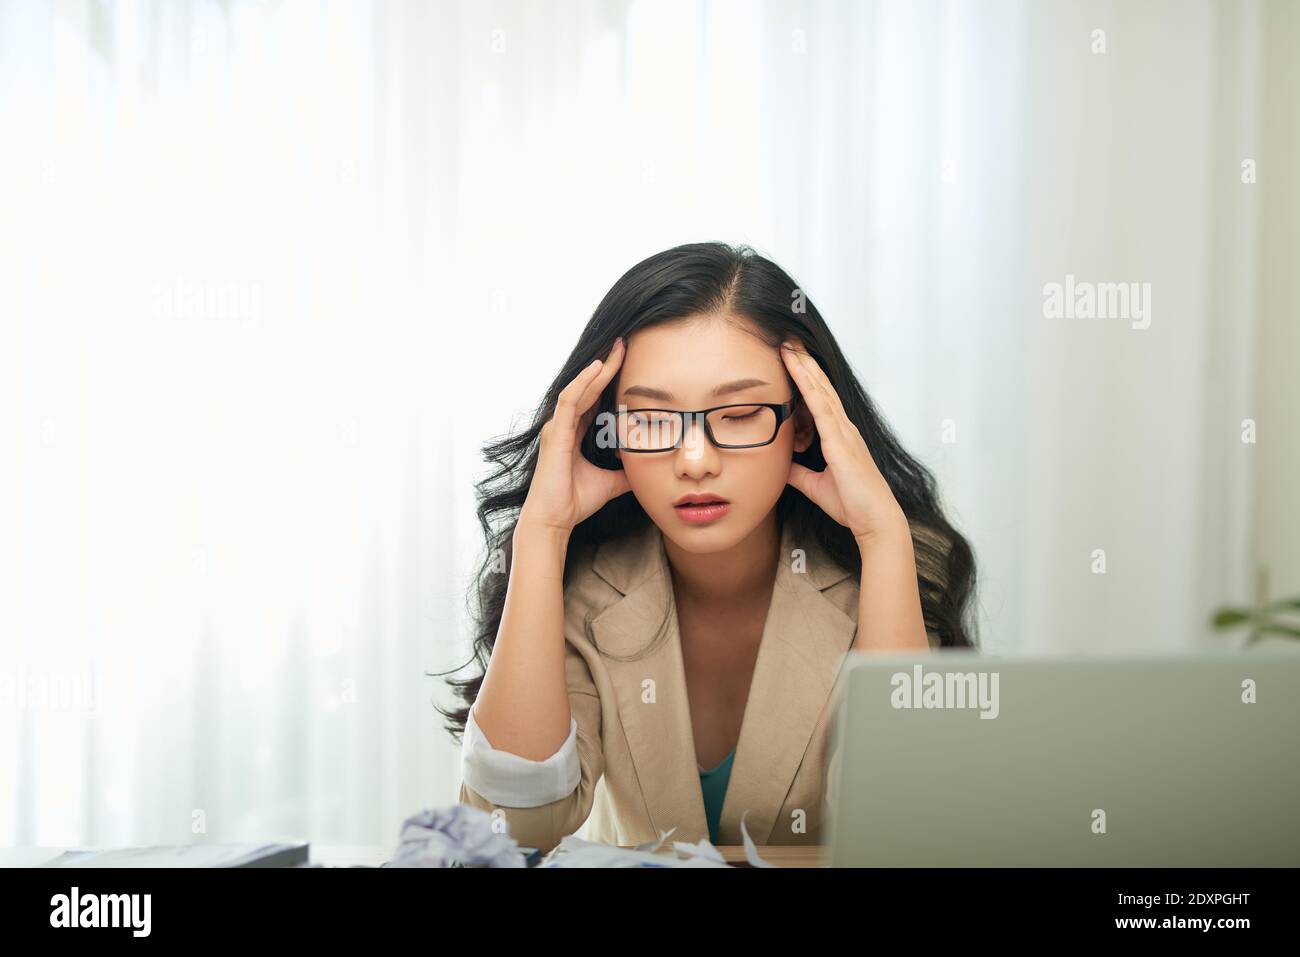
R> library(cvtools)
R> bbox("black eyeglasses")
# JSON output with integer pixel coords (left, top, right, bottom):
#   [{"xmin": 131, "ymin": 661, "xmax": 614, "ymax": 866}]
[{"xmin": 598, "ymin": 397, "xmax": 799, "ymax": 452}]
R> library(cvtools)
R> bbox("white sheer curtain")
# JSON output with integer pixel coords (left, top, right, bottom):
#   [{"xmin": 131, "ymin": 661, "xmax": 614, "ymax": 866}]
[{"xmin": 0, "ymin": 0, "xmax": 1274, "ymax": 846}]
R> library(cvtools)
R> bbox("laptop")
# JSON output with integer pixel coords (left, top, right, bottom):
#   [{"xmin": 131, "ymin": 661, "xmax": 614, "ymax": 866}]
[{"xmin": 825, "ymin": 650, "xmax": 1300, "ymax": 866}]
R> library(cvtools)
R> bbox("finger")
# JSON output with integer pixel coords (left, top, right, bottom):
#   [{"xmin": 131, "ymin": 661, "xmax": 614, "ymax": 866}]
[
  {"xmin": 604, "ymin": 464, "xmax": 633, "ymax": 500},
  {"xmin": 786, "ymin": 460, "xmax": 819, "ymax": 498},
  {"xmin": 783, "ymin": 345, "xmax": 850, "ymax": 447},
  {"xmin": 585, "ymin": 336, "xmax": 626, "ymax": 404},
  {"xmin": 555, "ymin": 338, "xmax": 624, "ymax": 434},
  {"xmin": 801, "ymin": 349, "xmax": 850, "ymax": 422},
  {"xmin": 575, "ymin": 337, "xmax": 626, "ymax": 429},
  {"xmin": 782, "ymin": 342, "xmax": 831, "ymax": 410},
  {"xmin": 783, "ymin": 341, "xmax": 848, "ymax": 424},
  {"xmin": 551, "ymin": 359, "xmax": 607, "ymax": 438},
  {"xmin": 792, "ymin": 350, "xmax": 855, "ymax": 453}
]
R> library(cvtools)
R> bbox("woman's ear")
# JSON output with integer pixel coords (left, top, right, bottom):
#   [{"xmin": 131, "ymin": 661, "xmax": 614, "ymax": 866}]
[{"xmin": 792, "ymin": 396, "xmax": 816, "ymax": 454}]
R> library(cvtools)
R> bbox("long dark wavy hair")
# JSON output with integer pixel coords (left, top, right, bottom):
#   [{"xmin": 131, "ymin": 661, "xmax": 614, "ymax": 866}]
[{"xmin": 435, "ymin": 241, "xmax": 978, "ymax": 740}]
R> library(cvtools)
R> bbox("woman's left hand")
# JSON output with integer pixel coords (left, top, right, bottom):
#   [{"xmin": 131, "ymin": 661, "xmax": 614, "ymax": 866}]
[{"xmin": 780, "ymin": 340, "xmax": 909, "ymax": 548}]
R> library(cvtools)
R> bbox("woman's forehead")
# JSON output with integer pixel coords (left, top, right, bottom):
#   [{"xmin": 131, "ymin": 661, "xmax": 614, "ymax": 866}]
[
  {"xmin": 621, "ymin": 317, "xmax": 774, "ymax": 369},
  {"xmin": 616, "ymin": 317, "xmax": 783, "ymax": 400}
]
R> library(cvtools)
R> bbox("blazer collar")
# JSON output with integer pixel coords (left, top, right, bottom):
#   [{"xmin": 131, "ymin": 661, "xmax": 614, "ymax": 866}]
[{"xmin": 589, "ymin": 518, "xmax": 857, "ymax": 845}]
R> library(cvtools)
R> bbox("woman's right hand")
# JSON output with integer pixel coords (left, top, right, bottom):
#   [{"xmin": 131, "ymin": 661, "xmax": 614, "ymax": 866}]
[{"xmin": 518, "ymin": 337, "xmax": 632, "ymax": 536}]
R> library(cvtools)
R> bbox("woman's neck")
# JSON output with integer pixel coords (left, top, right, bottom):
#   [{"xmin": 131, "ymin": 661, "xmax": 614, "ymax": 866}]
[{"xmin": 663, "ymin": 512, "xmax": 781, "ymax": 608}]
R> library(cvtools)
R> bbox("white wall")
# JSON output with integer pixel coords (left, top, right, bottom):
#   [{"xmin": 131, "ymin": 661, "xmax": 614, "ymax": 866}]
[{"xmin": 1, "ymin": 0, "xmax": 1295, "ymax": 848}]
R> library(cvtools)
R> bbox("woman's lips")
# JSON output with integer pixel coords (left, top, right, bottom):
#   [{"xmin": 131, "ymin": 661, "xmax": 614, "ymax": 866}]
[{"xmin": 673, "ymin": 501, "xmax": 731, "ymax": 524}]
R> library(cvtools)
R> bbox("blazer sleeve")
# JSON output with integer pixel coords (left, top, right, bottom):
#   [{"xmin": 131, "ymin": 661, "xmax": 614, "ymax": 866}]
[
  {"xmin": 457, "ymin": 637, "xmax": 605, "ymax": 855},
  {"xmin": 461, "ymin": 702, "xmax": 580, "ymax": 806}
]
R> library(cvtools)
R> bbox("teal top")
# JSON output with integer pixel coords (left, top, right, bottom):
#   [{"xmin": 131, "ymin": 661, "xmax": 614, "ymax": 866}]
[{"xmin": 699, "ymin": 747, "xmax": 737, "ymax": 845}]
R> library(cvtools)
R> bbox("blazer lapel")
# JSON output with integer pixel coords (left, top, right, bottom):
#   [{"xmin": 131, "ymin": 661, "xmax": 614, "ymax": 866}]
[
  {"xmin": 718, "ymin": 521, "xmax": 857, "ymax": 844},
  {"xmin": 590, "ymin": 522, "xmax": 705, "ymax": 841},
  {"xmin": 590, "ymin": 518, "xmax": 858, "ymax": 846}
]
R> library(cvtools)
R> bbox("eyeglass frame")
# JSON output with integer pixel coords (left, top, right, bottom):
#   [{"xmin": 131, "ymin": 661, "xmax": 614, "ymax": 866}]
[{"xmin": 603, "ymin": 396, "xmax": 801, "ymax": 452}]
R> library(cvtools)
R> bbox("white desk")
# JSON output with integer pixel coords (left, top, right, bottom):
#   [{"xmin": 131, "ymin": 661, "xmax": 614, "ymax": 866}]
[
  {"xmin": 0, "ymin": 845, "xmax": 394, "ymax": 868},
  {"xmin": 1, "ymin": 843, "xmax": 824, "ymax": 867}
]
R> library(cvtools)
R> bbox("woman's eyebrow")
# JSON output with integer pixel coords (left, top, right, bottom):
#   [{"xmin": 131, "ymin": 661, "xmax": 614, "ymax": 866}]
[{"xmin": 622, "ymin": 378, "xmax": 770, "ymax": 402}]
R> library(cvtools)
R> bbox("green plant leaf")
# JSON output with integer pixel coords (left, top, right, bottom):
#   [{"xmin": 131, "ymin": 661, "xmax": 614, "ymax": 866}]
[
  {"xmin": 1260, "ymin": 623, "xmax": 1300, "ymax": 640},
  {"xmin": 1210, "ymin": 608, "xmax": 1253, "ymax": 629}
]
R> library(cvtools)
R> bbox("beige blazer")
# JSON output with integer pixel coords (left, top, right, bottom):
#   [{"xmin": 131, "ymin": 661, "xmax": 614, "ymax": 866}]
[{"xmin": 459, "ymin": 518, "xmax": 893, "ymax": 854}]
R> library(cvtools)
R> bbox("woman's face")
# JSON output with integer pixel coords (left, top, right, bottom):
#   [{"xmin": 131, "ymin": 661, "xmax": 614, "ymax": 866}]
[{"xmin": 612, "ymin": 314, "xmax": 814, "ymax": 553}]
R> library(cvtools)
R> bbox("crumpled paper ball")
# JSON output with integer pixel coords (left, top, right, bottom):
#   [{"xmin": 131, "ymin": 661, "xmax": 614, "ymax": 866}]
[{"xmin": 384, "ymin": 804, "xmax": 527, "ymax": 868}]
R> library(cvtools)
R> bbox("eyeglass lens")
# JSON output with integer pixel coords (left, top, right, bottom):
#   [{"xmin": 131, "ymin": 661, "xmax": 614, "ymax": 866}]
[{"xmin": 617, "ymin": 405, "xmax": 779, "ymax": 451}]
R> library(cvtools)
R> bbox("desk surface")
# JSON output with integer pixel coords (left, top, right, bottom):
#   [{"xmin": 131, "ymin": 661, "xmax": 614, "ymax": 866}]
[
  {"xmin": 0, "ymin": 844, "xmax": 827, "ymax": 868},
  {"xmin": 711, "ymin": 844, "xmax": 825, "ymax": 867},
  {"xmin": 605, "ymin": 844, "xmax": 825, "ymax": 867}
]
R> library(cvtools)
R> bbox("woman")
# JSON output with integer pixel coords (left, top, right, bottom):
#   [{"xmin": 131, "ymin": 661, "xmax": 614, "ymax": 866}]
[{"xmin": 440, "ymin": 242, "xmax": 977, "ymax": 854}]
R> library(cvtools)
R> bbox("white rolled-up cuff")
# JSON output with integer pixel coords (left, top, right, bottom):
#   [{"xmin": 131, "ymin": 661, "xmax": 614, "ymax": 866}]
[{"xmin": 461, "ymin": 702, "xmax": 581, "ymax": 808}]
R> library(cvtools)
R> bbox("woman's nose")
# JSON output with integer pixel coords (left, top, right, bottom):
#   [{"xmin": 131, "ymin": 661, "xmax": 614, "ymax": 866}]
[{"xmin": 673, "ymin": 414, "xmax": 720, "ymax": 473}]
